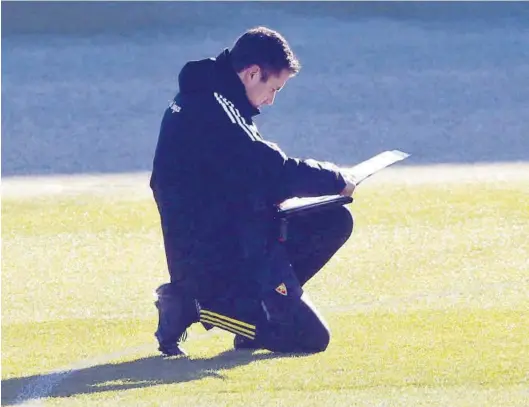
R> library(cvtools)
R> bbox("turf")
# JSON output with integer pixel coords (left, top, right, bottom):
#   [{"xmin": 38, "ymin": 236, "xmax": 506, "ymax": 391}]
[{"xmin": 2, "ymin": 175, "xmax": 529, "ymax": 406}]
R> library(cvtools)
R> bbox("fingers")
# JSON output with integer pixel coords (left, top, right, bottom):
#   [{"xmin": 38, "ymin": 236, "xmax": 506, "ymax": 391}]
[
  {"xmin": 340, "ymin": 170, "xmax": 357, "ymax": 196},
  {"xmin": 340, "ymin": 182, "xmax": 356, "ymax": 196}
]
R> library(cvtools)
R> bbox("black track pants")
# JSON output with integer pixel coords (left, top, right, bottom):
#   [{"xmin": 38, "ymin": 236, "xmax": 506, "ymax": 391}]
[{"xmin": 199, "ymin": 206, "xmax": 354, "ymax": 353}]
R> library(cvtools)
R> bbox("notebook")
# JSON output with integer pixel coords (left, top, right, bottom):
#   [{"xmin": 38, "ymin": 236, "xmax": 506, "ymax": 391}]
[{"xmin": 278, "ymin": 150, "xmax": 410, "ymax": 218}]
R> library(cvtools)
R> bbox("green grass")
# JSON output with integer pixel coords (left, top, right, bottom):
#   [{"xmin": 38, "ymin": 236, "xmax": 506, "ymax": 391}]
[{"xmin": 2, "ymin": 177, "xmax": 529, "ymax": 406}]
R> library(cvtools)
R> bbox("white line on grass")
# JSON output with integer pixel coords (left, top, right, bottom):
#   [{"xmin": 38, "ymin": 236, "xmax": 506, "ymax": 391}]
[
  {"xmin": 14, "ymin": 331, "xmax": 216, "ymax": 406},
  {"xmin": 2, "ymin": 163, "xmax": 529, "ymax": 199},
  {"xmin": 14, "ymin": 344, "xmax": 152, "ymax": 406}
]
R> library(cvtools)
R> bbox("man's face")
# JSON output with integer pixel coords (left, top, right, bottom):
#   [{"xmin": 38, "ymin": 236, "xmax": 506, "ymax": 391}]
[{"xmin": 241, "ymin": 66, "xmax": 291, "ymax": 109}]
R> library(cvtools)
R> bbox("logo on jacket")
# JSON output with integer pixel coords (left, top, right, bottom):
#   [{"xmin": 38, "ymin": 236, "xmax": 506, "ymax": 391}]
[
  {"xmin": 169, "ymin": 100, "xmax": 181, "ymax": 113},
  {"xmin": 275, "ymin": 283, "xmax": 288, "ymax": 296}
]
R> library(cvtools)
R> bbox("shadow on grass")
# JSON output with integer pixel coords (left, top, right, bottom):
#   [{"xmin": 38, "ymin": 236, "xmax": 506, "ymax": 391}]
[{"xmin": 2, "ymin": 348, "xmax": 296, "ymax": 405}]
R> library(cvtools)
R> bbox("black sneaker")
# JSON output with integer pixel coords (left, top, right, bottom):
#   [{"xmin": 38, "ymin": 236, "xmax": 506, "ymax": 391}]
[
  {"xmin": 155, "ymin": 326, "xmax": 188, "ymax": 357},
  {"xmin": 154, "ymin": 283, "xmax": 198, "ymax": 357}
]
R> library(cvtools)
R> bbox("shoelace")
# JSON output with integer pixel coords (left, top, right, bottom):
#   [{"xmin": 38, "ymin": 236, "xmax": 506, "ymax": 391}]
[{"xmin": 179, "ymin": 330, "xmax": 188, "ymax": 343}]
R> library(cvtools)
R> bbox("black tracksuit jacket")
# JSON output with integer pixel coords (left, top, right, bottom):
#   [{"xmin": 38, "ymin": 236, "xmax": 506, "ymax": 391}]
[{"xmin": 150, "ymin": 49, "xmax": 346, "ymax": 301}]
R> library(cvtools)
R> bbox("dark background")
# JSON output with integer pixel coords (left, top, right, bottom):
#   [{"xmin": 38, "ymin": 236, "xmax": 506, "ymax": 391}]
[{"xmin": 2, "ymin": 1, "xmax": 528, "ymax": 176}]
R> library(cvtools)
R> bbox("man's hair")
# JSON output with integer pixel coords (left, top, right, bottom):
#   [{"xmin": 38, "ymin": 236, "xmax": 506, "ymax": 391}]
[{"xmin": 230, "ymin": 26, "xmax": 301, "ymax": 81}]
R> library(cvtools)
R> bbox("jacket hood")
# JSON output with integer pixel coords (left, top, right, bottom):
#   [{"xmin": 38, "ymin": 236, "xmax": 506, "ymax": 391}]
[
  {"xmin": 177, "ymin": 49, "xmax": 260, "ymax": 117},
  {"xmin": 178, "ymin": 57, "xmax": 217, "ymax": 94}
]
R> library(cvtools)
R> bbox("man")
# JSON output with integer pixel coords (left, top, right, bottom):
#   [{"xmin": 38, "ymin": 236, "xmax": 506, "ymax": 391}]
[{"xmin": 150, "ymin": 26, "xmax": 357, "ymax": 357}]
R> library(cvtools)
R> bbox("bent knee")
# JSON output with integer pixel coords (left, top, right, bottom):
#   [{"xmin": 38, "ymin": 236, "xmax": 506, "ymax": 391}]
[
  {"xmin": 300, "ymin": 323, "xmax": 331, "ymax": 353},
  {"xmin": 334, "ymin": 206, "xmax": 354, "ymax": 244}
]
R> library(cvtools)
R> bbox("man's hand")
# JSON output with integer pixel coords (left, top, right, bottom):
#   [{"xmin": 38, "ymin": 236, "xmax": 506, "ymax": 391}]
[{"xmin": 339, "ymin": 169, "xmax": 357, "ymax": 196}]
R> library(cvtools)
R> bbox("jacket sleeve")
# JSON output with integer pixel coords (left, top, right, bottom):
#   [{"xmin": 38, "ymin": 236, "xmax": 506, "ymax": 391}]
[
  {"xmin": 207, "ymin": 97, "xmax": 346, "ymax": 202},
  {"xmin": 253, "ymin": 139, "xmax": 346, "ymax": 200}
]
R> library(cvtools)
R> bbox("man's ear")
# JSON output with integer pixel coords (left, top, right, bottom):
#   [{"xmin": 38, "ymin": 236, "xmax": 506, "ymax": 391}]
[
  {"xmin": 238, "ymin": 65, "xmax": 261, "ymax": 87},
  {"xmin": 247, "ymin": 65, "xmax": 261, "ymax": 83}
]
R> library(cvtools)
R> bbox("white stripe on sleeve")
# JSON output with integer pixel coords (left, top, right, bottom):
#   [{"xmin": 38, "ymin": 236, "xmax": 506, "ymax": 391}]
[
  {"xmin": 213, "ymin": 92, "xmax": 236, "ymax": 124},
  {"xmin": 214, "ymin": 93, "xmax": 259, "ymax": 141}
]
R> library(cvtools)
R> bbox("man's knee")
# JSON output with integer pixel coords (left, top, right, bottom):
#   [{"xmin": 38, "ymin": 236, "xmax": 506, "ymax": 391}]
[
  {"xmin": 301, "ymin": 321, "xmax": 330, "ymax": 353},
  {"xmin": 330, "ymin": 206, "xmax": 354, "ymax": 245},
  {"xmin": 296, "ymin": 294, "xmax": 331, "ymax": 353}
]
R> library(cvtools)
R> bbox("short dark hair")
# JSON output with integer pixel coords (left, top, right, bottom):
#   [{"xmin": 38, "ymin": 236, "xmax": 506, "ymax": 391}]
[{"xmin": 230, "ymin": 26, "xmax": 301, "ymax": 81}]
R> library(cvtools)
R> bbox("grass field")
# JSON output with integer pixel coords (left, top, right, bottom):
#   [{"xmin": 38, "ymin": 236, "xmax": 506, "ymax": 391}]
[{"xmin": 2, "ymin": 166, "xmax": 529, "ymax": 406}]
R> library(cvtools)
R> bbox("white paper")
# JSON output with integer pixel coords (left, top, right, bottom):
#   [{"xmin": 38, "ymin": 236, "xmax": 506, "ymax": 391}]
[
  {"xmin": 278, "ymin": 150, "xmax": 410, "ymax": 211},
  {"xmin": 278, "ymin": 195, "xmax": 345, "ymax": 211},
  {"xmin": 345, "ymin": 149, "xmax": 410, "ymax": 185}
]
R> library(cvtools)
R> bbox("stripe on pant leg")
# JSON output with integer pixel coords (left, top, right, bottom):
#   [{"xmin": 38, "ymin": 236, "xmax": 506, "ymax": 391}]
[
  {"xmin": 200, "ymin": 309, "xmax": 256, "ymax": 330},
  {"xmin": 199, "ymin": 315, "xmax": 255, "ymax": 336},
  {"xmin": 200, "ymin": 315, "xmax": 255, "ymax": 339},
  {"xmin": 199, "ymin": 309, "xmax": 256, "ymax": 339},
  {"xmin": 199, "ymin": 312, "xmax": 256, "ymax": 338}
]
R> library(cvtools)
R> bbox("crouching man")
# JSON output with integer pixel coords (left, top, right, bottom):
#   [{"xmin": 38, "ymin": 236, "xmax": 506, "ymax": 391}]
[{"xmin": 149, "ymin": 26, "xmax": 356, "ymax": 356}]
